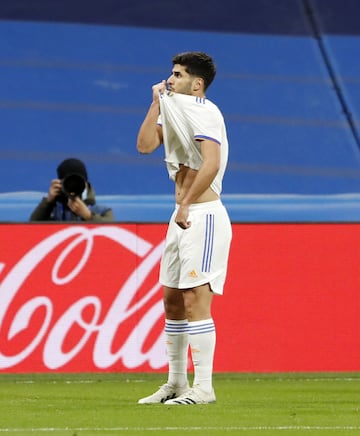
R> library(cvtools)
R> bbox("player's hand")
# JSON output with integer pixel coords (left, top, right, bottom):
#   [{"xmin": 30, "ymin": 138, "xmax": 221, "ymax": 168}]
[
  {"xmin": 47, "ymin": 179, "xmax": 62, "ymax": 202},
  {"xmin": 152, "ymin": 80, "xmax": 167, "ymax": 101},
  {"xmin": 67, "ymin": 197, "xmax": 92, "ymax": 221},
  {"xmin": 175, "ymin": 204, "xmax": 191, "ymax": 229}
]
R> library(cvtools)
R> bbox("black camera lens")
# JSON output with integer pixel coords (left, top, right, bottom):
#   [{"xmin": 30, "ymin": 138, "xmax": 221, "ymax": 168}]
[{"xmin": 62, "ymin": 174, "xmax": 86, "ymax": 199}]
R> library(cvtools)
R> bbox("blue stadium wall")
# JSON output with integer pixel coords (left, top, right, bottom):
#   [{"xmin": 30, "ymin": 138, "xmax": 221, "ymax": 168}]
[{"xmin": 1, "ymin": 0, "xmax": 360, "ymax": 222}]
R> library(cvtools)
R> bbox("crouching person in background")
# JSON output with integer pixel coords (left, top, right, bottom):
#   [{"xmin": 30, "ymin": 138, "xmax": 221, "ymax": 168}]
[{"xmin": 30, "ymin": 158, "xmax": 114, "ymax": 222}]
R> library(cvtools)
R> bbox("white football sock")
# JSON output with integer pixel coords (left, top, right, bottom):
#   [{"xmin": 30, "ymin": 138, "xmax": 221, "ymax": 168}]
[
  {"xmin": 165, "ymin": 319, "xmax": 189, "ymax": 387},
  {"xmin": 188, "ymin": 319, "xmax": 216, "ymax": 393}
]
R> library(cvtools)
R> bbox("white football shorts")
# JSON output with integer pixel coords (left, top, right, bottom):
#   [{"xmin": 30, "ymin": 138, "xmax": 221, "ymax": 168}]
[{"xmin": 159, "ymin": 199, "xmax": 232, "ymax": 295}]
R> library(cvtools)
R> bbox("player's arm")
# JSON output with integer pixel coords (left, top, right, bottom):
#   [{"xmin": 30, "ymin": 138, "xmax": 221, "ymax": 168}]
[
  {"xmin": 183, "ymin": 139, "xmax": 220, "ymax": 205},
  {"xmin": 136, "ymin": 81, "xmax": 165, "ymax": 154},
  {"xmin": 175, "ymin": 139, "xmax": 220, "ymax": 228}
]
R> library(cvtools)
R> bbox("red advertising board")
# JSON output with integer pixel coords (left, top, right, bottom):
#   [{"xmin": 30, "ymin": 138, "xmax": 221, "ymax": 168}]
[{"xmin": 0, "ymin": 223, "xmax": 359, "ymax": 373}]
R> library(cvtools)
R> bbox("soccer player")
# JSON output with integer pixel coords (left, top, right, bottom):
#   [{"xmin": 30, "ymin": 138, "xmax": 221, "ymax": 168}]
[{"xmin": 136, "ymin": 52, "xmax": 232, "ymax": 405}]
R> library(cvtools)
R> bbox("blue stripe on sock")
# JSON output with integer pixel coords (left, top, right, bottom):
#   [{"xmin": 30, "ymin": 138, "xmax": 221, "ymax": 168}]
[
  {"xmin": 165, "ymin": 320, "xmax": 189, "ymax": 334},
  {"xmin": 188, "ymin": 321, "xmax": 215, "ymax": 335}
]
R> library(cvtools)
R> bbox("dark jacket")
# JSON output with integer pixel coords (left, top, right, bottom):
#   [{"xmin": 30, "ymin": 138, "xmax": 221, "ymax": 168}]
[{"xmin": 30, "ymin": 184, "xmax": 114, "ymax": 222}]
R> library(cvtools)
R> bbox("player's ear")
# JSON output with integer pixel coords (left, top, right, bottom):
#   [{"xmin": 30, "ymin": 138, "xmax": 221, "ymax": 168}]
[{"xmin": 193, "ymin": 77, "xmax": 203, "ymax": 92}]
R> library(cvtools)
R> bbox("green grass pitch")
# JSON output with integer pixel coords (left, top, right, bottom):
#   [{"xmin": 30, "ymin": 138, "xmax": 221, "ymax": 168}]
[{"xmin": 0, "ymin": 372, "xmax": 359, "ymax": 435}]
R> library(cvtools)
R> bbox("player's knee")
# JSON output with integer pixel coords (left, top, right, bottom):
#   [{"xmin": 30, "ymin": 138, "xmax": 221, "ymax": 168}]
[{"xmin": 163, "ymin": 295, "xmax": 185, "ymax": 319}]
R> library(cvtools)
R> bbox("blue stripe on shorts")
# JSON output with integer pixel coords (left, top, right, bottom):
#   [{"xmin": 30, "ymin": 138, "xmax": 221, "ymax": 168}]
[{"xmin": 202, "ymin": 213, "xmax": 214, "ymax": 273}]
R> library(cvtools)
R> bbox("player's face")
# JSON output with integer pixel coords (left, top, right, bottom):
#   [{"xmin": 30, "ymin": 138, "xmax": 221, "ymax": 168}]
[{"xmin": 167, "ymin": 64, "xmax": 196, "ymax": 95}]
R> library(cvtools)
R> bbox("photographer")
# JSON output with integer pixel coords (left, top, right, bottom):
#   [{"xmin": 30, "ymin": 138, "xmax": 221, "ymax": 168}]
[{"xmin": 30, "ymin": 158, "xmax": 114, "ymax": 222}]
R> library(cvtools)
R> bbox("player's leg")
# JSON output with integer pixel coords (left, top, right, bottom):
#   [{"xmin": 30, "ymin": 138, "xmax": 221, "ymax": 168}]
[
  {"xmin": 165, "ymin": 284, "xmax": 216, "ymax": 405},
  {"xmin": 163, "ymin": 286, "xmax": 189, "ymax": 388},
  {"xmin": 183, "ymin": 284, "xmax": 215, "ymax": 393},
  {"xmin": 138, "ymin": 287, "xmax": 189, "ymax": 404},
  {"xmin": 165, "ymin": 201, "xmax": 231, "ymax": 405}
]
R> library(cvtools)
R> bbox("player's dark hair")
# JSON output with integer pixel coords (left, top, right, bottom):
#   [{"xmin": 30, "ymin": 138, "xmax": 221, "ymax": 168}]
[{"xmin": 172, "ymin": 51, "xmax": 216, "ymax": 91}]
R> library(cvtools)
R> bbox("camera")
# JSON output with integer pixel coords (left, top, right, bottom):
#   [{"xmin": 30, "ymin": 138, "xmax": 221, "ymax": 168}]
[{"xmin": 61, "ymin": 173, "xmax": 86, "ymax": 199}]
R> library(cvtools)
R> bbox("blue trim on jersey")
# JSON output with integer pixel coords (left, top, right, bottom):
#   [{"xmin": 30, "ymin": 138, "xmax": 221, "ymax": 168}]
[
  {"xmin": 194, "ymin": 134, "xmax": 221, "ymax": 145},
  {"xmin": 195, "ymin": 97, "xmax": 206, "ymax": 104},
  {"xmin": 202, "ymin": 213, "xmax": 214, "ymax": 273}
]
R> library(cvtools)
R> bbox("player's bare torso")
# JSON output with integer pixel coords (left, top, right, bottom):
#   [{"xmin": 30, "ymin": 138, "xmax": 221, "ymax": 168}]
[{"xmin": 175, "ymin": 164, "xmax": 219, "ymax": 204}]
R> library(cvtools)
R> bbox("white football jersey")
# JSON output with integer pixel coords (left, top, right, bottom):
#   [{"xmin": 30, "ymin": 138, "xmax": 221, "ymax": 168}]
[{"xmin": 158, "ymin": 91, "xmax": 229, "ymax": 196}]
